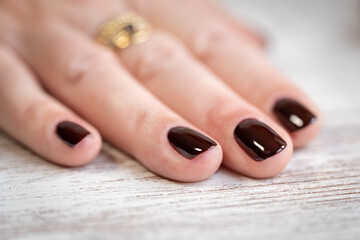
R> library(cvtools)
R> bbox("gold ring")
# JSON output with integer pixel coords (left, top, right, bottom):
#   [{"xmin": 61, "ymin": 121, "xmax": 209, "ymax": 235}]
[{"xmin": 96, "ymin": 12, "xmax": 152, "ymax": 51}]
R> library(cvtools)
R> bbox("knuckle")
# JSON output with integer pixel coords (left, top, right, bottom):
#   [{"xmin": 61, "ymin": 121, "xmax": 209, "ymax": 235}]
[
  {"xmin": 203, "ymin": 97, "xmax": 244, "ymax": 129},
  {"xmin": 20, "ymin": 99, "xmax": 55, "ymax": 137},
  {"xmin": 22, "ymin": 99, "xmax": 47, "ymax": 122},
  {"xmin": 191, "ymin": 23, "xmax": 232, "ymax": 61},
  {"xmin": 64, "ymin": 50, "xmax": 116, "ymax": 86},
  {"xmin": 134, "ymin": 34, "xmax": 186, "ymax": 80}
]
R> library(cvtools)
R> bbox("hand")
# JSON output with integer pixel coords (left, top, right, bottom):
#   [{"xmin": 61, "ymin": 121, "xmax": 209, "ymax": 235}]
[{"xmin": 0, "ymin": 0, "xmax": 322, "ymax": 182}]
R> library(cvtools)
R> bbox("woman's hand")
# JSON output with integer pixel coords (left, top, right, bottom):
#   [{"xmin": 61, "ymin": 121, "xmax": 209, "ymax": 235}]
[{"xmin": 0, "ymin": 0, "xmax": 322, "ymax": 182}]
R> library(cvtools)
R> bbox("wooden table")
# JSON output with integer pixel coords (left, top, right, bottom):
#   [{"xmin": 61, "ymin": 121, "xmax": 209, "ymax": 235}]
[{"xmin": 1, "ymin": 0, "xmax": 359, "ymax": 239}]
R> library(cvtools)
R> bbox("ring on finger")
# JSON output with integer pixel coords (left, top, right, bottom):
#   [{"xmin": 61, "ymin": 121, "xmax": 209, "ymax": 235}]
[{"xmin": 96, "ymin": 12, "xmax": 152, "ymax": 51}]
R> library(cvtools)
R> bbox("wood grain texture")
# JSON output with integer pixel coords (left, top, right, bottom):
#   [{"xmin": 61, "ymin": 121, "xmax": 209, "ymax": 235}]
[{"xmin": 1, "ymin": 0, "xmax": 359, "ymax": 239}]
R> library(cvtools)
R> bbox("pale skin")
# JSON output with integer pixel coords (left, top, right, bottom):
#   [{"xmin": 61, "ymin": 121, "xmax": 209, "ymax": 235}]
[{"xmin": 0, "ymin": 0, "xmax": 323, "ymax": 182}]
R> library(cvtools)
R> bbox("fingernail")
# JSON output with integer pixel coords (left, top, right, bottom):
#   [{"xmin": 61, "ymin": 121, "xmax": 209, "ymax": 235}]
[
  {"xmin": 234, "ymin": 119, "xmax": 287, "ymax": 161},
  {"xmin": 168, "ymin": 127, "xmax": 217, "ymax": 159},
  {"xmin": 273, "ymin": 98, "xmax": 316, "ymax": 132},
  {"xmin": 56, "ymin": 121, "xmax": 90, "ymax": 147}
]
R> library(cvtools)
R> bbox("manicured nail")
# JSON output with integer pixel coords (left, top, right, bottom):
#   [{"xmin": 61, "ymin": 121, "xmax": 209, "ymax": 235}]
[
  {"xmin": 273, "ymin": 98, "xmax": 316, "ymax": 132},
  {"xmin": 168, "ymin": 127, "xmax": 217, "ymax": 159},
  {"xmin": 234, "ymin": 119, "xmax": 287, "ymax": 161},
  {"xmin": 56, "ymin": 121, "xmax": 90, "ymax": 147}
]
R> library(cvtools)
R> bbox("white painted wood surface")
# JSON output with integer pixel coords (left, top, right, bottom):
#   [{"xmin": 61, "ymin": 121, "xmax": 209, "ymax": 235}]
[{"xmin": 1, "ymin": 0, "xmax": 359, "ymax": 239}]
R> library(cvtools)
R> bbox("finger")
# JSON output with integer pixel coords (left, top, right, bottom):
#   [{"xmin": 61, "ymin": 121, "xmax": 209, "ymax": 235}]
[
  {"xmin": 117, "ymin": 31, "xmax": 293, "ymax": 178},
  {"xmin": 11, "ymin": 21, "xmax": 222, "ymax": 182},
  {"xmin": 129, "ymin": 0, "xmax": 323, "ymax": 147},
  {"xmin": 58, "ymin": 2, "xmax": 292, "ymax": 178},
  {"xmin": 0, "ymin": 44, "xmax": 101, "ymax": 167},
  {"xmin": 125, "ymin": 0, "xmax": 265, "ymax": 49}
]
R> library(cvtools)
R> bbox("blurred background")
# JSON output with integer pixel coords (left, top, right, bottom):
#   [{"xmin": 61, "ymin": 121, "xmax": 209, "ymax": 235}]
[{"xmin": 220, "ymin": 0, "xmax": 360, "ymax": 113}]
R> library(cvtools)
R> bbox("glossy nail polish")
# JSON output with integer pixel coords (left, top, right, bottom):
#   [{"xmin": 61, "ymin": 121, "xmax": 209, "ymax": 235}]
[
  {"xmin": 234, "ymin": 119, "xmax": 287, "ymax": 161},
  {"xmin": 273, "ymin": 98, "xmax": 316, "ymax": 132},
  {"xmin": 56, "ymin": 121, "xmax": 90, "ymax": 147},
  {"xmin": 168, "ymin": 127, "xmax": 217, "ymax": 159}
]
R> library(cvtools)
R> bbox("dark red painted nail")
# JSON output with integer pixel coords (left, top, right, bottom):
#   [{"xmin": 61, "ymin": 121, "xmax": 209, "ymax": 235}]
[
  {"xmin": 273, "ymin": 98, "xmax": 316, "ymax": 132},
  {"xmin": 234, "ymin": 119, "xmax": 287, "ymax": 161},
  {"xmin": 168, "ymin": 127, "xmax": 217, "ymax": 159},
  {"xmin": 56, "ymin": 121, "xmax": 90, "ymax": 147}
]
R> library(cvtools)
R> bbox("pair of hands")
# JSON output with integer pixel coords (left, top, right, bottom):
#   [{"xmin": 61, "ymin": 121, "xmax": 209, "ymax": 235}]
[{"xmin": 0, "ymin": 0, "xmax": 322, "ymax": 182}]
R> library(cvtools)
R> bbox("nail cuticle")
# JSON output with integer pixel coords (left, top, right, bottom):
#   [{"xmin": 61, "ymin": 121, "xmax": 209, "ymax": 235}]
[
  {"xmin": 168, "ymin": 126, "xmax": 217, "ymax": 160},
  {"xmin": 233, "ymin": 119, "xmax": 287, "ymax": 161}
]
